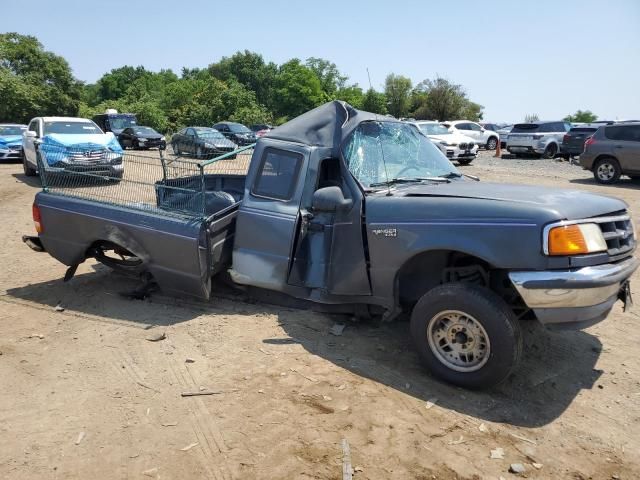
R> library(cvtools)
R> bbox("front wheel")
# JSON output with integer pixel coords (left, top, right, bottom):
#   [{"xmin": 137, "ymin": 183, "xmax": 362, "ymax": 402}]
[
  {"xmin": 486, "ymin": 137, "xmax": 498, "ymax": 150},
  {"xmin": 410, "ymin": 283, "xmax": 522, "ymax": 389},
  {"xmin": 23, "ymin": 155, "xmax": 37, "ymax": 176}
]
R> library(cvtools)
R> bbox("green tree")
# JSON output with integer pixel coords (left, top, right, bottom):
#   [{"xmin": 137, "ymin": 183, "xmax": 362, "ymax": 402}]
[
  {"xmin": 0, "ymin": 32, "xmax": 82, "ymax": 122},
  {"xmin": 384, "ymin": 74, "xmax": 412, "ymax": 118},
  {"xmin": 563, "ymin": 110, "xmax": 598, "ymax": 123},
  {"xmin": 273, "ymin": 59, "xmax": 326, "ymax": 120},
  {"xmin": 334, "ymin": 85, "xmax": 365, "ymax": 109},
  {"xmin": 305, "ymin": 57, "xmax": 347, "ymax": 96},
  {"xmin": 411, "ymin": 77, "xmax": 480, "ymax": 121},
  {"xmin": 209, "ymin": 50, "xmax": 277, "ymax": 109},
  {"xmin": 361, "ymin": 88, "xmax": 387, "ymax": 114}
]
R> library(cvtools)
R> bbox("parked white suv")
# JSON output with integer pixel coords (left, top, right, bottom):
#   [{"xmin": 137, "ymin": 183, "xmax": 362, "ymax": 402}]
[
  {"xmin": 23, "ymin": 117, "xmax": 124, "ymax": 179},
  {"xmin": 414, "ymin": 121, "xmax": 478, "ymax": 165},
  {"xmin": 443, "ymin": 120, "xmax": 499, "ymax": 150},
  {"xmin": 507, "ymin": 121, "xmax": 571, "ymax": 159}
]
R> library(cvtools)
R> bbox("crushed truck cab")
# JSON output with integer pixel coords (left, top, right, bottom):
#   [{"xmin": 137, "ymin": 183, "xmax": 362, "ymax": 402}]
[{"xmin": 24, "ymin": 101, "xmax": 637, "ymax": 389}]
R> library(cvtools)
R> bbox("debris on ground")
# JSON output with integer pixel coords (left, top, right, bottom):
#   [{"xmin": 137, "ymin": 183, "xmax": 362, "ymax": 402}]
[
  {"xmin": 180, "ymin": 390, "xmax": 223, "ymax": 397},
  {"xmin": 330, "ymin": 324, "xmax": 346, "ymax": 336},
  {"xmin": 185, "ymin": 358, "xmax": 195, "ymax": 363},
  {"xmin": 341, "ymin": 438, "xmax": 353, "ymax": 480},
  {"xmin": 509, "ymin": 463, "xmax": 526, "ymax": 474},
  {"xmin": 479, "ymin": 423, "xmax": 488, "ymax": 433},
  {"xmin": 142, "ymin": 467, "xmax": 158, "ymax": 477},
  {"xmin": 354, "ymin": 466, "xmax": 363, "ymax": 473},
  {"xmin": 425, "ymin": 398, "xmax": 438, "ymax": 409},
  {"xmin": 145, "ymin": 331, "xmax": 166, "ymax": 342},
  {"xmin": 448, "ymin": 435, "xmax": 466, "ymax": 445},
  {"xmin": 509, "ymin": 432, "xmax": 537, "ymax": 445},
  {"xmin": 54, "ymin": 303, "xmax": 65, "ymax": 312},
  {"xmin": 74, "ymin": 431, "xmax": 85, "ymax": 445},
  {"xmin": 28, "ymin": 334, "xmax": 45, "ymax": 339},
  {"xmin": 161, "ymin": 422, "xmax": 178, "ymax": 427},
  {"xmin": 180, "ymin": 442, "xmax": 199, "ymax": 451},
  {"xmin": 490, "ymin": 447, "xmax": 505, "ymax": 459},
  {"xmin": 532, "ymin": 463, "xmax": 543, "ymax": 470}
]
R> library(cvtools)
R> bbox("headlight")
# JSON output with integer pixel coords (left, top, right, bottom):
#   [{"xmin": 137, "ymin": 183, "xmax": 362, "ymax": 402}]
[
  {"xmin": 138, "ymin": 138, "xmax": 147, "ymax": 143},
  {"xmin": 160, "ymin": 136, "xmax": 165, "ymax": 141},
  {"xmin": 547, "ymin": 223, "xmax": 607, "ymax": 256}
]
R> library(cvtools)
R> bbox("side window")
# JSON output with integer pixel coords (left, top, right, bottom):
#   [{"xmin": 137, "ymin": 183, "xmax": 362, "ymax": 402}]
[
  {"xmin": 252, "ymin": 149, "xmax": 303, "ymax": 201},
  {"xmin": 186, "ymin": 128, "xmax": 195, "ymax": 137},
  {"xmin": 456, "ymin": 123, "xmax": 469, "ymax": 130},
  {"xmin": 604, "ymin": 126, "xmax": 624, "ymax": 141},
  {"xmin": 28, "ymin": 120, "xmax": 39, "ymax": 135},
  {"xmin": 619, "ymin": 126, "xmax": 640, "ymax": 142},
  {"xmin": 468, "ymin": 123, "xmax": 482, "ymax": 131}
]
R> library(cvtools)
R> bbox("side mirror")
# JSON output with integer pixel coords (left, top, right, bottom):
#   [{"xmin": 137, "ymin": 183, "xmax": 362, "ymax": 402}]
[
  {"xmin": 312, "ymin": 186, "xmax": 353, "ymax": 213},
  {"xmin": 24, "ymin": 131, "xmax": 37, "ymax": 139}
]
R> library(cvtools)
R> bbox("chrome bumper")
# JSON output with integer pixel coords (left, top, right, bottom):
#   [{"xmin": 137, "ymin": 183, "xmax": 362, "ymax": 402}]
[{"xmin": 509, "ymin": 257, "xmax": 639, "ymax": 328}]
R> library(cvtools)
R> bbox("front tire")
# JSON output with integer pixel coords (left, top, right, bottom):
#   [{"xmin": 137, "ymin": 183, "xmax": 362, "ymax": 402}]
[
  {"xmin": 410, "ymin": 283, "xmax": 522, "ymax": 389},
  {"xmin": 486, "ymin": 137, "xmax": 498, "ymax": 150},
  {"xmin": 593, "ymin": 157, "xmax": 621, "ymax": 184},
  {"xmin": 23, "ymin": 155, "xmax": 37, "ymax": 177}
]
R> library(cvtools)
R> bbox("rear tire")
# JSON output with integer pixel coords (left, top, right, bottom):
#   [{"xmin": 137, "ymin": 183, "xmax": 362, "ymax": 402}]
[
  {"xmin": 593, "ymin": 157, "xmax": 621, "ymax": 184},
  {"xmin": 486, "ymin": 137, "xmax": 498, "ymax": 150},
  {"xmin": 23, "ymin": 155, "xmax": 37, "ymax": 176},
  {"xmin": 410, "ymin": 283, "xmax": 522, "ymax": 389},
  {"xmin": 542, "ymin": 143, "xmax": 558, "ymax": 159}
]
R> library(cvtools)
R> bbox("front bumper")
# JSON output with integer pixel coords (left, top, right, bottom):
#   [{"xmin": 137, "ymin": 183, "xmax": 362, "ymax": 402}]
[
  {"xmin": 509, "ymin": 257, "xmax": 639, "ymax": 329},
  {"xmin": 0, "ymin": 148, "xmax": 23, "ymax": 160},
  {"xmin": 508, "ymin": 145, "xmax": 546, "ymax": 155},
  {"xmin": 443, "ymin": 145, "xmax": 478, "ymax": 159}
]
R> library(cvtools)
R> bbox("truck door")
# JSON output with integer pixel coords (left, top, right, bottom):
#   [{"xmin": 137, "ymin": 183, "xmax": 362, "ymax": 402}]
[
  {"xmin": 287, "ymin": 156, "xmax": 371, "ymax": 296},
  {"xmin": 231, "ymin": 144, "xmax": 307, "ymax": 292}
]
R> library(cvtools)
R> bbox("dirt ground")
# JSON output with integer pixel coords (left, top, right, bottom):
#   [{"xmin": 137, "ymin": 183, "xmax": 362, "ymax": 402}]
[{"xmin": 1, "ymin": 151, "xmax": 639, "ymax": 480}]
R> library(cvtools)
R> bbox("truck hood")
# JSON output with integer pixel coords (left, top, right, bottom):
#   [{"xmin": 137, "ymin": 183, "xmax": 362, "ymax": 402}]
[{"xmin": 395, "ymin": 181, "xmax": 627, "ymax": 220}]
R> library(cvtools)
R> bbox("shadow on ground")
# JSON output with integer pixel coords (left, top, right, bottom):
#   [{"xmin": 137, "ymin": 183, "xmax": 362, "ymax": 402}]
[
  {"xmin": 11, "ymin": 172, "xmax": 41, "ymax": 188},
  {"xmin": 570, "ymin": 177, "xmax": 640, "ymax": 191},
  {"xmin": 5, "ymin": 268, "xmax": 602, "ymax": 427}
]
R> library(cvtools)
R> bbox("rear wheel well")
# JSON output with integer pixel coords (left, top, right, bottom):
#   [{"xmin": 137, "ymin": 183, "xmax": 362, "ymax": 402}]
[
  {"xmin": 593, "ymin": 154, "xmax": 619, "ymax": 166},
  {"xmin": 396, "ymin": 250, "xmax": 526, "ymax": 315}
]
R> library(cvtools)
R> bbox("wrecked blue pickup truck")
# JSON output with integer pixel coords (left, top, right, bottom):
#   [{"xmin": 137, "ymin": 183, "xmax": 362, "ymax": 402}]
[{"xmin": 23, "ymin": 101, "xmax": 638, "ymax": 389}]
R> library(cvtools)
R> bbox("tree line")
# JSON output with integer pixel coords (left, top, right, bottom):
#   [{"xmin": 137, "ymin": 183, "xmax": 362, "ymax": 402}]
[{"xmin": 2, "ymin": 32, "xmax": 504, "ymax": 133}]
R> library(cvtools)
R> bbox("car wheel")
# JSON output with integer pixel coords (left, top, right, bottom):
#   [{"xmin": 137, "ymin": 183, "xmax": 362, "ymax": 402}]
[
  {"xmin": 593, "ymin": 157, "xmax": 621, "ymax": 184},
  {"xmin": 410, "ymin": 283, "xmax": 522, "ymax": 389},
  {"xmin": 486, "ymin": 137, "xmax": 498, "ymax": 150},
  {"xmin": 457, "ymin": 157, "xmax": 474, "ymax": 166},
  {"xmin": 23, "ymin": 155, "xmax": 37, "ymax": 177},
  {"xmin": 542, "ymin": 143, "xmax": 558, "ymax": 159}
]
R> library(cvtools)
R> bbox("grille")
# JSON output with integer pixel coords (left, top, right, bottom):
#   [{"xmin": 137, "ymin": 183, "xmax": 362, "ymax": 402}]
[
  {"xmin": 459, "ymin": 142, "xmax": 468, "ymax": 149},
  {"xmin": 68, "ymin": 149, "xmax": 106, "ymax": 161},
  {"xmin": 595, "ymin": 214, "xmax": 635, "ymax": 257}
]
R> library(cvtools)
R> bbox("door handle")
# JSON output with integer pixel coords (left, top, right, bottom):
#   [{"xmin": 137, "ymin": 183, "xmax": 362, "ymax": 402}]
[{"xmin": 614, "ymin": 145, "xmax": 624, "ymax": 149}]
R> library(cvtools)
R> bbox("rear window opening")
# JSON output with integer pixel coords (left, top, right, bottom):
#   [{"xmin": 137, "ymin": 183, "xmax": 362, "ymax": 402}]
[
  {"xmin": 511, "ymin": 124, "xmax": 540, "ymax": 133},
  {"xmin": 569, "ymin": 127, "xmax": 598, "ymax": 133}
]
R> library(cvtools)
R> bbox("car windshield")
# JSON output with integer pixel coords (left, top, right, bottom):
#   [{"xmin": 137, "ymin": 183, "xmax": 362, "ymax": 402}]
[
  {"xmin": 195, "ymin": 128, "xmax": 225, "ymax": 140},
  {"xmin": 228, "ymin": 124, "xmax": 251, "ymax": 133},
  {"xmin": 109, "ymin": 116, "xmax": 137, "ymax": 130},
  {"xmin": 343, "ymin": 121, "xmax": 458, "ymax": 189},
  {"xmin": 133, "ymin": 127, "xmax": 157, "ymax": 135},
  {"xmin": 0, "ymin": 125, "xmax": 26, "ymax": 135},
  {"xmin": 44, "ymin": 121, "xmax": 102, "ymax": 135},
  {"xmin": 418, "ymin": 123, "xmax": 450, "ymax": 135}
]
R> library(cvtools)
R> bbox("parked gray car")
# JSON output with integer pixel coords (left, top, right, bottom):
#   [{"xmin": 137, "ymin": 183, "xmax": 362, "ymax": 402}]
[
  {"xmin": 579, "ymin": 122, "xmax": 640, "ymax": 184},
  {"xmin": 507, "ymin": 121, "xmax": 571, "ymax": 158}
]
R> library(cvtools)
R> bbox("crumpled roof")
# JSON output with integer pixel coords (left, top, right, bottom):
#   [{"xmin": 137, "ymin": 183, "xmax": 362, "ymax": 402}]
[{"xmin": 263, "ymin": 101, "xmax": 397, "ymax": 157}]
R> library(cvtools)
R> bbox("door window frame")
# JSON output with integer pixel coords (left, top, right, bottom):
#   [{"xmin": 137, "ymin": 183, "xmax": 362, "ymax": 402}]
[{"xmin": 250, "ymin": 147, "xmax": 304, "ymax": 202}]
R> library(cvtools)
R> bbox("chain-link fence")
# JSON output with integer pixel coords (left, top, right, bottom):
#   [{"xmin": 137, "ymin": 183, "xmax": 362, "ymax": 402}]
[{"xmin": 39, "ymin": 142, "xmax": 254, "ymax": 219}]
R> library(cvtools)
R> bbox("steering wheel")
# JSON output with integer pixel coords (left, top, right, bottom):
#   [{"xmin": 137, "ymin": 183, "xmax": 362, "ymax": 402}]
[{"xmin": 395, "ymin": 165, "xmax": 421, "ymax": 177}]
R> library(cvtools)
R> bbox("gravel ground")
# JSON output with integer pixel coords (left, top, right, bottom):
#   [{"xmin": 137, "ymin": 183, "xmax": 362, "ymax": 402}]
[{"xmin": 0, "ymin": 151, "xmax": 639, "ymax": 480}]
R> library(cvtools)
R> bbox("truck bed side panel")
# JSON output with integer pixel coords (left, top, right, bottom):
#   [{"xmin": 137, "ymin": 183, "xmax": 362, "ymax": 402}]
[{"xmin": 35, "ymin": 192, "xmax": 210, "ymax": 299}]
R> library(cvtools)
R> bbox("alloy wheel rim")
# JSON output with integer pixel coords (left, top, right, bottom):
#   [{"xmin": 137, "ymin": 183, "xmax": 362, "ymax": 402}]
[
  {"xmin": 597, "ymin": 163, "xmax": 614, "ymax": 180},
  {"xmin": 427, "ymin": 310, "xmax": 491, "ymax": 372}
]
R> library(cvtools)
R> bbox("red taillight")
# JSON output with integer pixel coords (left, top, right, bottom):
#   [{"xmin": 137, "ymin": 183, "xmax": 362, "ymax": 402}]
[
  {"xmin": 563, "ymin": 134, "xmax": 570, "ymax": 142},
  {"xmin": 584, "ymin": 136, "xmax": 595, "ymax": 149},
  {"xmin": 32, "ymin": 203, "xmax": 43, "ymax": 234}
]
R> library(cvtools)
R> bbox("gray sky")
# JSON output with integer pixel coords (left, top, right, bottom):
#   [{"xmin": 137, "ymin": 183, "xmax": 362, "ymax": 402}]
[{"xmin": 4, "ymin": 0, "xmax": 639, "ymax": 122}]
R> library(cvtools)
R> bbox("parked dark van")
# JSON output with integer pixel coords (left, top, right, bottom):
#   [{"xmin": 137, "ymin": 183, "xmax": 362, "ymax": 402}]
[{"xmin": 93, "ymin": 112, "xmax": 138, "ymax": 136}]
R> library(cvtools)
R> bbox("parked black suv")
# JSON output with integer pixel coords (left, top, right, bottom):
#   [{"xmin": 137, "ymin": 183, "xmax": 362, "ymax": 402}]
[
  {"xmin": 579, "ymin": 123, "xmax": 640, "ymax": 184},
  {"xmin": 212, "ymin": 122, "xmax": 257, "ymax": 146}
]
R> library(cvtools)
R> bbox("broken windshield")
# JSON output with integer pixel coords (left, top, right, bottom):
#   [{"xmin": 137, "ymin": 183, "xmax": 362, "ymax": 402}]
[{"xmin": 342, "ymin": 121, "xmax": 458, "ymax": 188}]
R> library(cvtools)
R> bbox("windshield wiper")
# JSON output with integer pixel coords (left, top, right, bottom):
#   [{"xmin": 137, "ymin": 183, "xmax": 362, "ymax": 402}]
[
  {"xmin": 369, "ymin": 177, "xmax": 450, "ymax": 188},
  {"xmin": 440, "ymin": 172, "xmax": 480, "ymax": 182}
]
